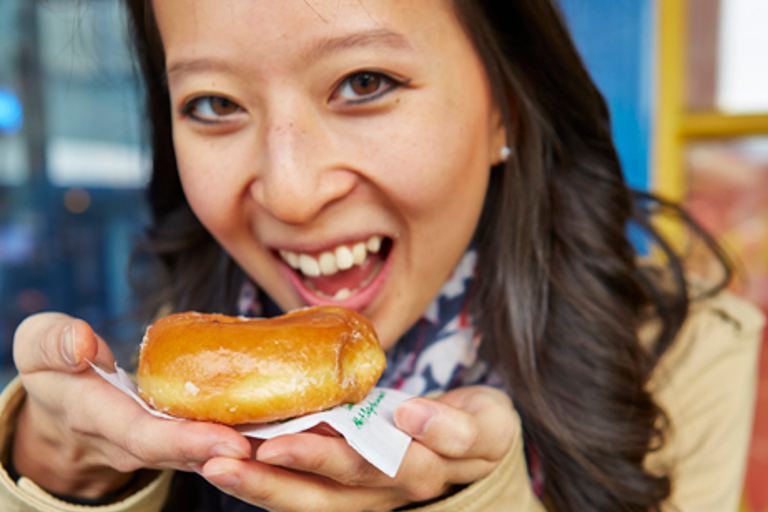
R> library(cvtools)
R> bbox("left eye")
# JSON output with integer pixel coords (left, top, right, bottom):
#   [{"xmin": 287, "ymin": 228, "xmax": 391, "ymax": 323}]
[{"xmin": 334, "ymin": 71, "xmax": 399, "ymax": 103}]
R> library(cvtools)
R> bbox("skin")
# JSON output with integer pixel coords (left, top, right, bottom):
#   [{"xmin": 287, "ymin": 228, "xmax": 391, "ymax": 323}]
[
  {"xmin": 11, "ymin": 1, "xmax": 519, "ymax": 510},
  {"xmin": 12, "ymin": 315, "xmax": 253, "ymax": 497},
  {"xmin": 159, "ymin": 0, "xmax": 507, "ymax": 350}
]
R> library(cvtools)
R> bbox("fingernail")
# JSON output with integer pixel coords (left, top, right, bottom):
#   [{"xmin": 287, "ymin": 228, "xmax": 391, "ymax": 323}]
[
  {"xmin": 396, "ymin": 401, "xmax": 436, "ymax": 437},
  {"xmin": 204, "ymin": 470, "xmax": 240, "ymax": 489},
  {"xmin": 60, "ymin": 325, "xmax": 77, "ymax": 366},
  {"xmin": 211, "ymin": 443, "xmax": 250, "ymax": 459}
]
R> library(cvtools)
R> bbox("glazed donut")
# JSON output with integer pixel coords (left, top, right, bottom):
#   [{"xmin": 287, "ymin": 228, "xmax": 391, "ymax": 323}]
[{"xmin": 137, "ymin": 306, "xmax": 386, "ymax": 424}]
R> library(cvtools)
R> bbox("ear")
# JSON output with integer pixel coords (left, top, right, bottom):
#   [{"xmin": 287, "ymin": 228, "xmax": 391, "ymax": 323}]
[{"xmin": 488, "ymin": 105, "xmax": 509, "ymax": 166}]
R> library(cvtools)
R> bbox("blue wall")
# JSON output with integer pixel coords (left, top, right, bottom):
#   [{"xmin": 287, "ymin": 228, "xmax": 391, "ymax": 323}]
[{"xmin": 558, "ymin": 0, "xmax": 655, "ymax": 191}]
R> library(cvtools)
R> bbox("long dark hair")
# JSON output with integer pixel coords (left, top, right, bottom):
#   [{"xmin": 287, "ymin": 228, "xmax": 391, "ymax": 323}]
[
  {"xmin": 125, "ymin": 0, "xmax": 246, "ymax": 315},
  {"xmin": 124, "ymin": 1, "xmax": 729, "ymax": 510}
]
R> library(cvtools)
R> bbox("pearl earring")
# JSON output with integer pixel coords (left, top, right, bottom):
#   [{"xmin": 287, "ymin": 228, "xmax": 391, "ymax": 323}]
[{"xmin": 500, "ymin": 146, "xmax": 512, "ymax": 162}]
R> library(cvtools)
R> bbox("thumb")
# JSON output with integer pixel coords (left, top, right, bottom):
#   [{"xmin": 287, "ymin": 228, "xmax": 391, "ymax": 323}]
[
  {"xmin": 14, "ymin": 314, "xmax": 105, "ymax": 374},
  {"xmin": 394, "ymin": 398, "xmax": 479, "ymax": 458},
  {"xmin": 394, "ymin": 393, "xmax": 517, "ymax": 460}
]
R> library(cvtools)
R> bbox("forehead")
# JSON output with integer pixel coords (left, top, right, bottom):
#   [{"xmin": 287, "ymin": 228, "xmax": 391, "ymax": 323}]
[{"xmin": 153, "ymin": 0, "xmax": 464, "ymax": 69}]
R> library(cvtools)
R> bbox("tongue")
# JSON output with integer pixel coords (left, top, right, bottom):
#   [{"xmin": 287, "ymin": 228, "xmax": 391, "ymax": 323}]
[{"xmin": 303, "ymin": 252, "xmax": 384, "ymax": 296}]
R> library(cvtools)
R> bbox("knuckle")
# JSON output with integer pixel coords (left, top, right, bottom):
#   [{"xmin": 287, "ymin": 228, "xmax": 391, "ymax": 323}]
[
  {"xmin": 173, "ymin": 437, "xmax": 200, "ymax": 462},
  {"xmin": 120, "ymin": 422, "xmax": 155, "ymax": 465},
  {"xmin": 162, "ymin": 426, "xmax": 196, "ymax": 461},
  {"xmin": 109, "ymin": 453, "xmax": 142, "ymax": 473},
  {"xmin": 405, "ymin": 479, "xmax": 446, "ymax": 503},
  {"xmin": 400, "ymin": 463, "xmax": 437, "ymax": 500},
  {"xmin": 337, "ymin": 457, "xmax": 381, "ymax": 487},
  {"xmin": 452, "ymin": 422, "xmax": 479, "ymax": 456},
  {"xmin": 483, "ymin": 407, "xmax": 519, "ymax": 461},
  {"xmin": 303, "ymin": 447, "xmax": 332, "ymax": 473},
  {"xmin": 399, "ymin": 450, "xmax": 447, "ymax": 502},
  {"xmin": 252, "ymin": 480, "xmax": 277, "ymax": 504},
  {"xmin": 462, "ymin": 389, "xmax": 519, "ymax": 461}
]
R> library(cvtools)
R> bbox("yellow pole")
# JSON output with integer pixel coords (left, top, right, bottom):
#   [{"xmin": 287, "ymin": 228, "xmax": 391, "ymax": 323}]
[{"xmin": 653, "ymin": 0, "xmax": 689, "ymax": 245}]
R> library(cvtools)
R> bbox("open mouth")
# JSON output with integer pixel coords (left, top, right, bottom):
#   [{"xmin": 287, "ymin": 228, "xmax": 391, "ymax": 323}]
[{"xmin": 277, "ymin": 236, "xmax": 394, "ymax": 304}]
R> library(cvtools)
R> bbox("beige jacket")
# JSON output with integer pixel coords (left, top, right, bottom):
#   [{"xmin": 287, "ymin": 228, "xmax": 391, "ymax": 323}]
[{"xmin": 0, "ymin": 289, "xmax": 763, "ymax": 512}]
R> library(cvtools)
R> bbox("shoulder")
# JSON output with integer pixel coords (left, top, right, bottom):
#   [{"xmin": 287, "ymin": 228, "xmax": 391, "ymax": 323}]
[
  {"xmin": 645, "ymin": 289, "xmax": 765, "ymax": 511},
  {"xmin": 648, "ymin": 288, "xmax": 764, "ymax": 393}
]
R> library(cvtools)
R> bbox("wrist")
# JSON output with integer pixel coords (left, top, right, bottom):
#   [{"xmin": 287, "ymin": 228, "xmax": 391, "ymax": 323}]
[{"xmin": 6, "ymin": 450, "xmax": 142, "ymax": 506}]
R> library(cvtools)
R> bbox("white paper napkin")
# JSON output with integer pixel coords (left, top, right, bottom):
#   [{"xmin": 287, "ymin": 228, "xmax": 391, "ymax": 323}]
[{"xmin": 91, "ymin": 363, "xmax": 413, "ymax": 477}]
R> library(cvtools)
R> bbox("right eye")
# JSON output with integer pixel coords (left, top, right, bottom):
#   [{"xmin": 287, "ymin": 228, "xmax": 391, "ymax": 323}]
[{"xmin": 181, "ymin": 96, "xmax": 243, "ymax": 123}]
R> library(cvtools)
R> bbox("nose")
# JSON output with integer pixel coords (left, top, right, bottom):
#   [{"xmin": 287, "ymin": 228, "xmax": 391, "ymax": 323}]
[{"xmin": 250, "ymin": 104, "xmax": 357, "ymax": 225}]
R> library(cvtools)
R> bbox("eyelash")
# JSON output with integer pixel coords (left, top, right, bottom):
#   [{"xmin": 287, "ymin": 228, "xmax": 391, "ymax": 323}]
[
  {"xmin": 332, "ymin": 70, "xmax": 406, "ymax": 105},
  {"xmin": 179, "ymin": 70, "xmax": 407, "ymax": 124},
  {"xmin": 180, "ymin": 96, "xmax": 242, "ymax": 124}
]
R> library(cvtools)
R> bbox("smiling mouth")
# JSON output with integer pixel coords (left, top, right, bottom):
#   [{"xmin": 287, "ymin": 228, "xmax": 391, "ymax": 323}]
[{"xmin": 278, "ymin": 236, "xmax": 393, "ymax": 301}]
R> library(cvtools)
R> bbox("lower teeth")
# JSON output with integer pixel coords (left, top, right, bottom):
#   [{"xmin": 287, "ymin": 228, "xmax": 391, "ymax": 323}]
[
  {"xmin": 333, "ymin": 289, "xmax": 352, "ymax": 301},
  {"xmin": 301, "ymin": 261, "xmax": 384, "ymax": 301},
  {"xmin": 309, "ymin": 286, "xmax": 352, "ymax": 301}
]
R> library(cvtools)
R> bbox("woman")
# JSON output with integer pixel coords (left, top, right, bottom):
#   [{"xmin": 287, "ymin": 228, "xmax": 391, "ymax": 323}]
[{"xmin": 1, "ymin": 0, "xmax": 762, "ymax": 511}]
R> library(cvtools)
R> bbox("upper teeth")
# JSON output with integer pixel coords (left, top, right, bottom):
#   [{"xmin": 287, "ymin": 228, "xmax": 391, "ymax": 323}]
[{"xmin": 279, "ymin": 235, "xmax": 383, "ymax": 277}]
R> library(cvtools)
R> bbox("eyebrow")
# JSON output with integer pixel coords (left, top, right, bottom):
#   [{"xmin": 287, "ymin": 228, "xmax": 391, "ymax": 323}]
[
  {"xmin": 166, "ymin": 28, "xmax": 413, "ymax": 80},
  {"xmin": 166, "ymin": 59, "xmax": 235, "ymax": 80},
  {"xmin": 305, "ymin": 28, "xmax": 413, "ymax": 60}
]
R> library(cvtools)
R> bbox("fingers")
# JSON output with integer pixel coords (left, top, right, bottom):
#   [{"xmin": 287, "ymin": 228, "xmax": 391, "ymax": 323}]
[
  {"xmin": 199, "ymin": 388, "xmax": 520, "ymax": 511},
  {"xmin": 255, "ymin": 433, "xmax": 392, "ymax": 487},
  {"xmin": 250, "ymin": 386, "xmax": 516, "ymax": 485},
  {"xmin": 254, "ymin": 430, "xmax": 491, "ymax": 492},
  {"xmin": 29, "ymin": 369, "xmax": 252, "ymax": 474},
  {"xmin": 63, "ymin": 379, "xmax": 252, "ymax": 472},
  {"xmin": 201, "ymin": 458, "xmax": 403, "ymax": 512},
  {"xmin": 13, "ymin": 312, "xmax": 253, "ymax": 473},
  {"xmin": 14, "ymin": 314, "xmax": 107, "ymax": 374},
  {"xmin": 394, "ymin": 387, "xmax": 517, "ymax": 461},
  {"xmin": 119, "ymin": 415, "xmax": 253, "ymax": 472}
]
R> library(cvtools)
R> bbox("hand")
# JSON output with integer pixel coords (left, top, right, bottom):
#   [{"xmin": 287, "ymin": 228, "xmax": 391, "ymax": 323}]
[
  {"xmin": 198, "ymin": 386, "xmax": 519, "ymax": 512},
  {"xmin": 12, "ymin": 313, "xmax": 252, "ymax": 499}
]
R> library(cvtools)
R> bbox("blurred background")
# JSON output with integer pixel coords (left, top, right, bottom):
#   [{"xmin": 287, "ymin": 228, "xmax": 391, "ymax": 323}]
[
  {"xmin": 0, "ymin": 0, "xmax": 147, "ymax": 379},
  {"xmin": 0, "ymin": 0, "xmax": 766, "ymax": 509}
]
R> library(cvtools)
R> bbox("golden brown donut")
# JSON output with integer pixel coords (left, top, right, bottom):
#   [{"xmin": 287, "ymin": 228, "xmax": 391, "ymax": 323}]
[{"xmin": 137, "ymin": 306, "xmax": 386, "ymax": 424}]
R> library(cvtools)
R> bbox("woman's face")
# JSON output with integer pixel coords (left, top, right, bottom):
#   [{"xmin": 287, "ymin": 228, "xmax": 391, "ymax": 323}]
[{"xmin": 154, "ymin": 0, "xmax": 506, "ymax": 350}]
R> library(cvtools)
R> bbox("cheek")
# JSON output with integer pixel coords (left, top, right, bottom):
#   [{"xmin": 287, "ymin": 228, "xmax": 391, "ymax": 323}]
[
  {"xmin": 373, "ymin": 100, "xmax": 493, "ymax": 222},
  {"xmin": 173, "ymin": 133, "xmax": 250, "ymax": 239},
  {"xmin": 174, "ymin": 165, "xmax": 239, "ymax": 253}
]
